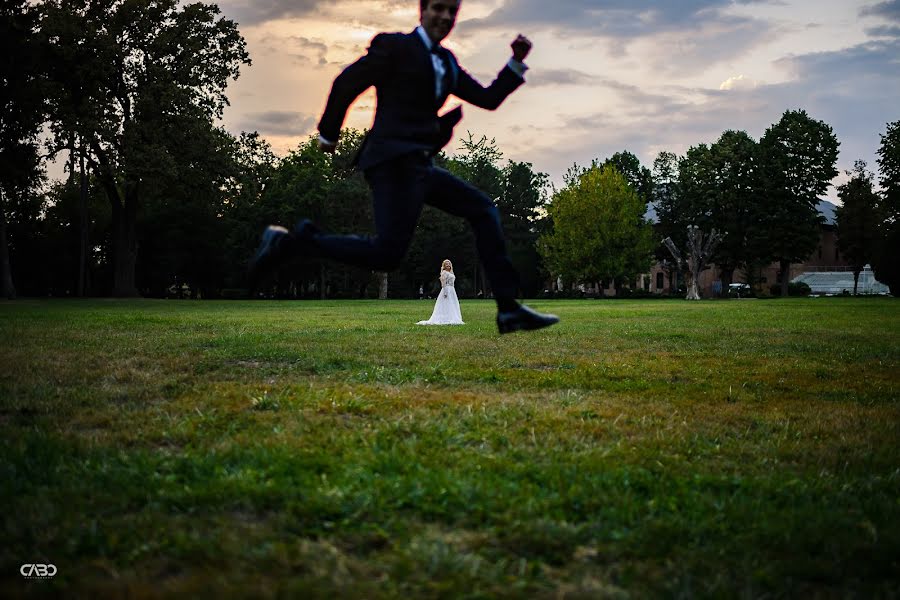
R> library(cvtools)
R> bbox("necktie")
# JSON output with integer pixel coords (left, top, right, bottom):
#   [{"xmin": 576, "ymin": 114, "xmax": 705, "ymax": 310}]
[{"xmin": 430, "ymin": 45, "xmax": 451, "ymax": 98}]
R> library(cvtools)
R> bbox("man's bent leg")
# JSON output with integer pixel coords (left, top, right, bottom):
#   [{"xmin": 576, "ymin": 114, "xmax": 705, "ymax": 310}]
[
  {"xmin": 424, "ymin": 167, "xmax": 519, "ymax": 301},
  {"xmin": 425, "ymin": 167, "xmax": 559, "ymax": 333}
]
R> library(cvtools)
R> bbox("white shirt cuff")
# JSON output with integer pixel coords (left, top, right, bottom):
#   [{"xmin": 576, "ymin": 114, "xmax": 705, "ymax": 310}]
[{"xmin": 506, "ymin": 58, "xmax": 528, "ymax": 79}]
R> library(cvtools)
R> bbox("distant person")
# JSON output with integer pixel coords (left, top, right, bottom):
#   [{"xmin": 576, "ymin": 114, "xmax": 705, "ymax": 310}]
[
  {"xmin": 418, "ymin": 284, "xmax": 424, "ymax": 299},
  {"xmin": 249, "ymin": 0, "xmax": 558, "ymax": 334},
  {"xmin": 417, "ymin": 259, "xmax": 464, "ymax": 325}
]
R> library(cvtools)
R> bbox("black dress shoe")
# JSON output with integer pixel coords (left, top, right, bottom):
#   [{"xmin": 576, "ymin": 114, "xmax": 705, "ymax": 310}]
[
  {"xmin": 248, "ymin": 220, "xmax": 321, "ymax": 292},
  {"xmin": 248, "ymin": 225, "xmax": 289, "ymax": 291},
  {"xmin": 496, "ymin": 304, "xmax": 560, "ymax": 334},
  {"xmin": 292, "ymin": 218, "xmax": 319, "ymax": 243}
]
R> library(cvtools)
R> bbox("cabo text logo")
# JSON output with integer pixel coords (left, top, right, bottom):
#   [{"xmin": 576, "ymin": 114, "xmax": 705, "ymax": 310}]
[{"xmin": 20, "ymin": 564, "xmax": 57, "ymax": 579}]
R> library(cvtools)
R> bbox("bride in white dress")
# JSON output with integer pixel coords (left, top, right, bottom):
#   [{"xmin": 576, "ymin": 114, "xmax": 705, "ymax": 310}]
[{"xmin": 417, "ymin": 259, "xmax": 464, "ymax": 325}]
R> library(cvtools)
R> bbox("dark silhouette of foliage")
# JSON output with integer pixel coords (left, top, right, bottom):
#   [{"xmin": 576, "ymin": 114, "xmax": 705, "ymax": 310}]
[
  {"xmin": 835, "ymin": 161, "xmax": 881, "ymax": 294},
  {"xmin": 871, "ymin": 120, "xmax": 900, "ymax": 294}
]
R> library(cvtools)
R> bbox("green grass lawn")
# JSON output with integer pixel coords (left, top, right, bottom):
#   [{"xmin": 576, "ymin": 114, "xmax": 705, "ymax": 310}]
[{"xmin": 1, "ymin": 298, "xmax": 898, "ymax": 598}]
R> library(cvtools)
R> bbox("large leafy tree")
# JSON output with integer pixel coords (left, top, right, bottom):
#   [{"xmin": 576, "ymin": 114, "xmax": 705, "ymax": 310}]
[
  {"xmin": 877, "ymin": 120, "xmax": 900, "ymax": 216},
  {"xmin": 36, "ymin": 0, "xmax": 101, "ymax": 297},
  {"xmin": 604, "ymin": 150, "xmax": 654, "ymax": 290},
  {"xmin": 539, "ymin": 164, "xmax": 654, "ymax": 292},
  {"xmin": 835, "ymin": 161, "xmax": 881, "ymax": 295},
  {"xmin": 498, "ymin": 159, "xmax": 549, "ymax": 297},
  {"xmin": 0, "ymin": 1, "xmax": 46, "ymax": 299},
  {"xmin": 602, "ymin": 150, "xmax": 653, "ymax": 205},
  {"xmin": 40, "ymin": 172, "xmax": 110, "ymax": 296},
  {"xmin": 498, "ymin": 160, "xmax": 547, "ymax": 231},
  {"xmin": 871, "ymin": 120, "xmax": 900, "ymax": 294},
  {"xmin": 651, "ymin": 151, "xmax": 683, "ymax": 291},
  {"xmin": 706, "ymin": 130, "xmax": 764, "ymax": 289},
  {"xmin": 40, "ymin": 0, "xmax": 249, "ymax": 296},
  {"xmin": 676, "ymin": 144, "xmax": 715, "ymax": 227},
  {"xmin": 137, "ymin": 123, "xmax": 241, "ymax": 297},
  {"xmin": 219, "ymin": 131, "xmax": 279, "ymax": 292},
  {"xmin": 673, "ymin": 144, "xmax": 719, "ymax": 289},
  {"xmin": 758, "ymin": 109, "xmax": 839, "ymax": 297},
  {"xmin": 677, "ymin": 133, "xmax": 765, "ymax": 288}
]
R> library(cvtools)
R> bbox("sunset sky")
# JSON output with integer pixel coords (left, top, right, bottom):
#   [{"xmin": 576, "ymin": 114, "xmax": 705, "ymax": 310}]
[{"xmin": 214, "ymin": 0, "xmax": 900, "ymax": 199}]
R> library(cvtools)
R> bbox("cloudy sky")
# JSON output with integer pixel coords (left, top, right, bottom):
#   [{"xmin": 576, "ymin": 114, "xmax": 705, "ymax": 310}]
[{"xmin": 214, "ymin": 0, "xmax": 900, "ymax": 199}]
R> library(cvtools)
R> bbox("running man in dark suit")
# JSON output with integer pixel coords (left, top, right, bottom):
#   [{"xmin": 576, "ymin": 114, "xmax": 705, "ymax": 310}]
[{"xmin": 251, "ymin": 0, "xmax": 558, "ymax": 333}]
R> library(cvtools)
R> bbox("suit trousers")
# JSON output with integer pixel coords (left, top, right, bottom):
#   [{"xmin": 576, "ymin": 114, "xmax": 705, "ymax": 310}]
[{"xmin": 312, "ymin": 152, "xmax": 519, "ymax": 300}]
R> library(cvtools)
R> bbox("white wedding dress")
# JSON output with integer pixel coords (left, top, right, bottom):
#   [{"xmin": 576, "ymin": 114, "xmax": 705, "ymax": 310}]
[{"xmin": 417, "ymin": 271, "xmax": 464, "ymax": 325}]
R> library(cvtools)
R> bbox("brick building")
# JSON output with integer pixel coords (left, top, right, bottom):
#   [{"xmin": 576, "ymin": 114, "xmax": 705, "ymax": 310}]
[{"xmin": 649, "ymin": 200, "xmax": 851, "ymax": 296}]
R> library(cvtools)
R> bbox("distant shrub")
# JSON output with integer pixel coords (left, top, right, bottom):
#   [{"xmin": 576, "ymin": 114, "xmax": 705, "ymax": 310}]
[
  {"xmin": 220, "ymin": 288, "xmax": 249, "ymax": 299},
  {"xmin": 770, "ymin": 281, "xmax": 811, "ymax": 297}
]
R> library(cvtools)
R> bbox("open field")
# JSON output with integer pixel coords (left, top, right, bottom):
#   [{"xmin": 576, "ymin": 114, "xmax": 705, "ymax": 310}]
[{"xmin": 1, "ymin": 297, "xmax": 899, "ymax": 598}]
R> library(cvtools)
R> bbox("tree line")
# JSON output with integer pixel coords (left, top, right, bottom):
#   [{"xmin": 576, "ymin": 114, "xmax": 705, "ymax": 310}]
[
  {"xmin": 541, "ymin": 114, "xmax": 899, "ymax": 298},
  {"xmin": 2, "ymin": 1, "xmax": 898, "ymax": 300}
]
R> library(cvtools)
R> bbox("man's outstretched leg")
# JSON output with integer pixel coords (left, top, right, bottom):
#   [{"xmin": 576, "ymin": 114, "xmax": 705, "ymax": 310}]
[
  {"xmin": 424, "ymin": 166, "xmax": 559, "ymax": 334},
  {"xmin": 248, "ymin": 220, "xmax": 319, "ymax": 292},
  {"xmin": 249, "ymin": 153, "xmax": 427, "ymax": 289}
]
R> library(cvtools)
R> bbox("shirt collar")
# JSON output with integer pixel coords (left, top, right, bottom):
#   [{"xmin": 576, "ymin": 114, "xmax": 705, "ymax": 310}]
[{"xmin": 415, "ymin": 25, "xmax": 435, "ymax": 51}]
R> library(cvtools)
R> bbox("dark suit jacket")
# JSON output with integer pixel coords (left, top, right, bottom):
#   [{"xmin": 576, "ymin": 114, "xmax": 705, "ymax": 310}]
[{"xmin": 318, "ymin": 30, "xmax": 524, "ymax": 171}]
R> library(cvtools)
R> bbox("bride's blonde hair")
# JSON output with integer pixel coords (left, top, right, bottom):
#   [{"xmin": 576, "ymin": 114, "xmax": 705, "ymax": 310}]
[{"xmin": 441, "ymin": 259, "xmax": 453, "ymax": 272}]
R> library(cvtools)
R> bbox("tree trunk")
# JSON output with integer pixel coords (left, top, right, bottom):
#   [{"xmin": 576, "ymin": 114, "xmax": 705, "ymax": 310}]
[
  {"xmin": 94, "ymin": 144, "xmax": 139, "ymax": 297},
  {"xmin": 319, "ymin": 264, "xmax": 326, "ymax": 300},
  {"xmin": 853, "ymin": 270, "xmax": 860, "ymax": 295},
  {"xmin": 78, "ymin": 146, "xmax": 90, "ymax": 297},
  {"xmin": 779, "ymin": 260, "xmax": 790, "ymax": 297},
  {"xmin": 0, "ymin": 190, "xmax": 16, "ymax": 300},
  {"xmin": 110, "ymin": 191, "xmax": 139, "ymax": 297},
  {"xmin": 666, "ymin": 228, "xmax": 723, "ymax": 300},
  {"xmin": 685, "ymin": 271, "xmax": 700, "ymax": 300},
  {"xmin": 378, "ymin": 272, "xmax": 388, "ymax": 299}
]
